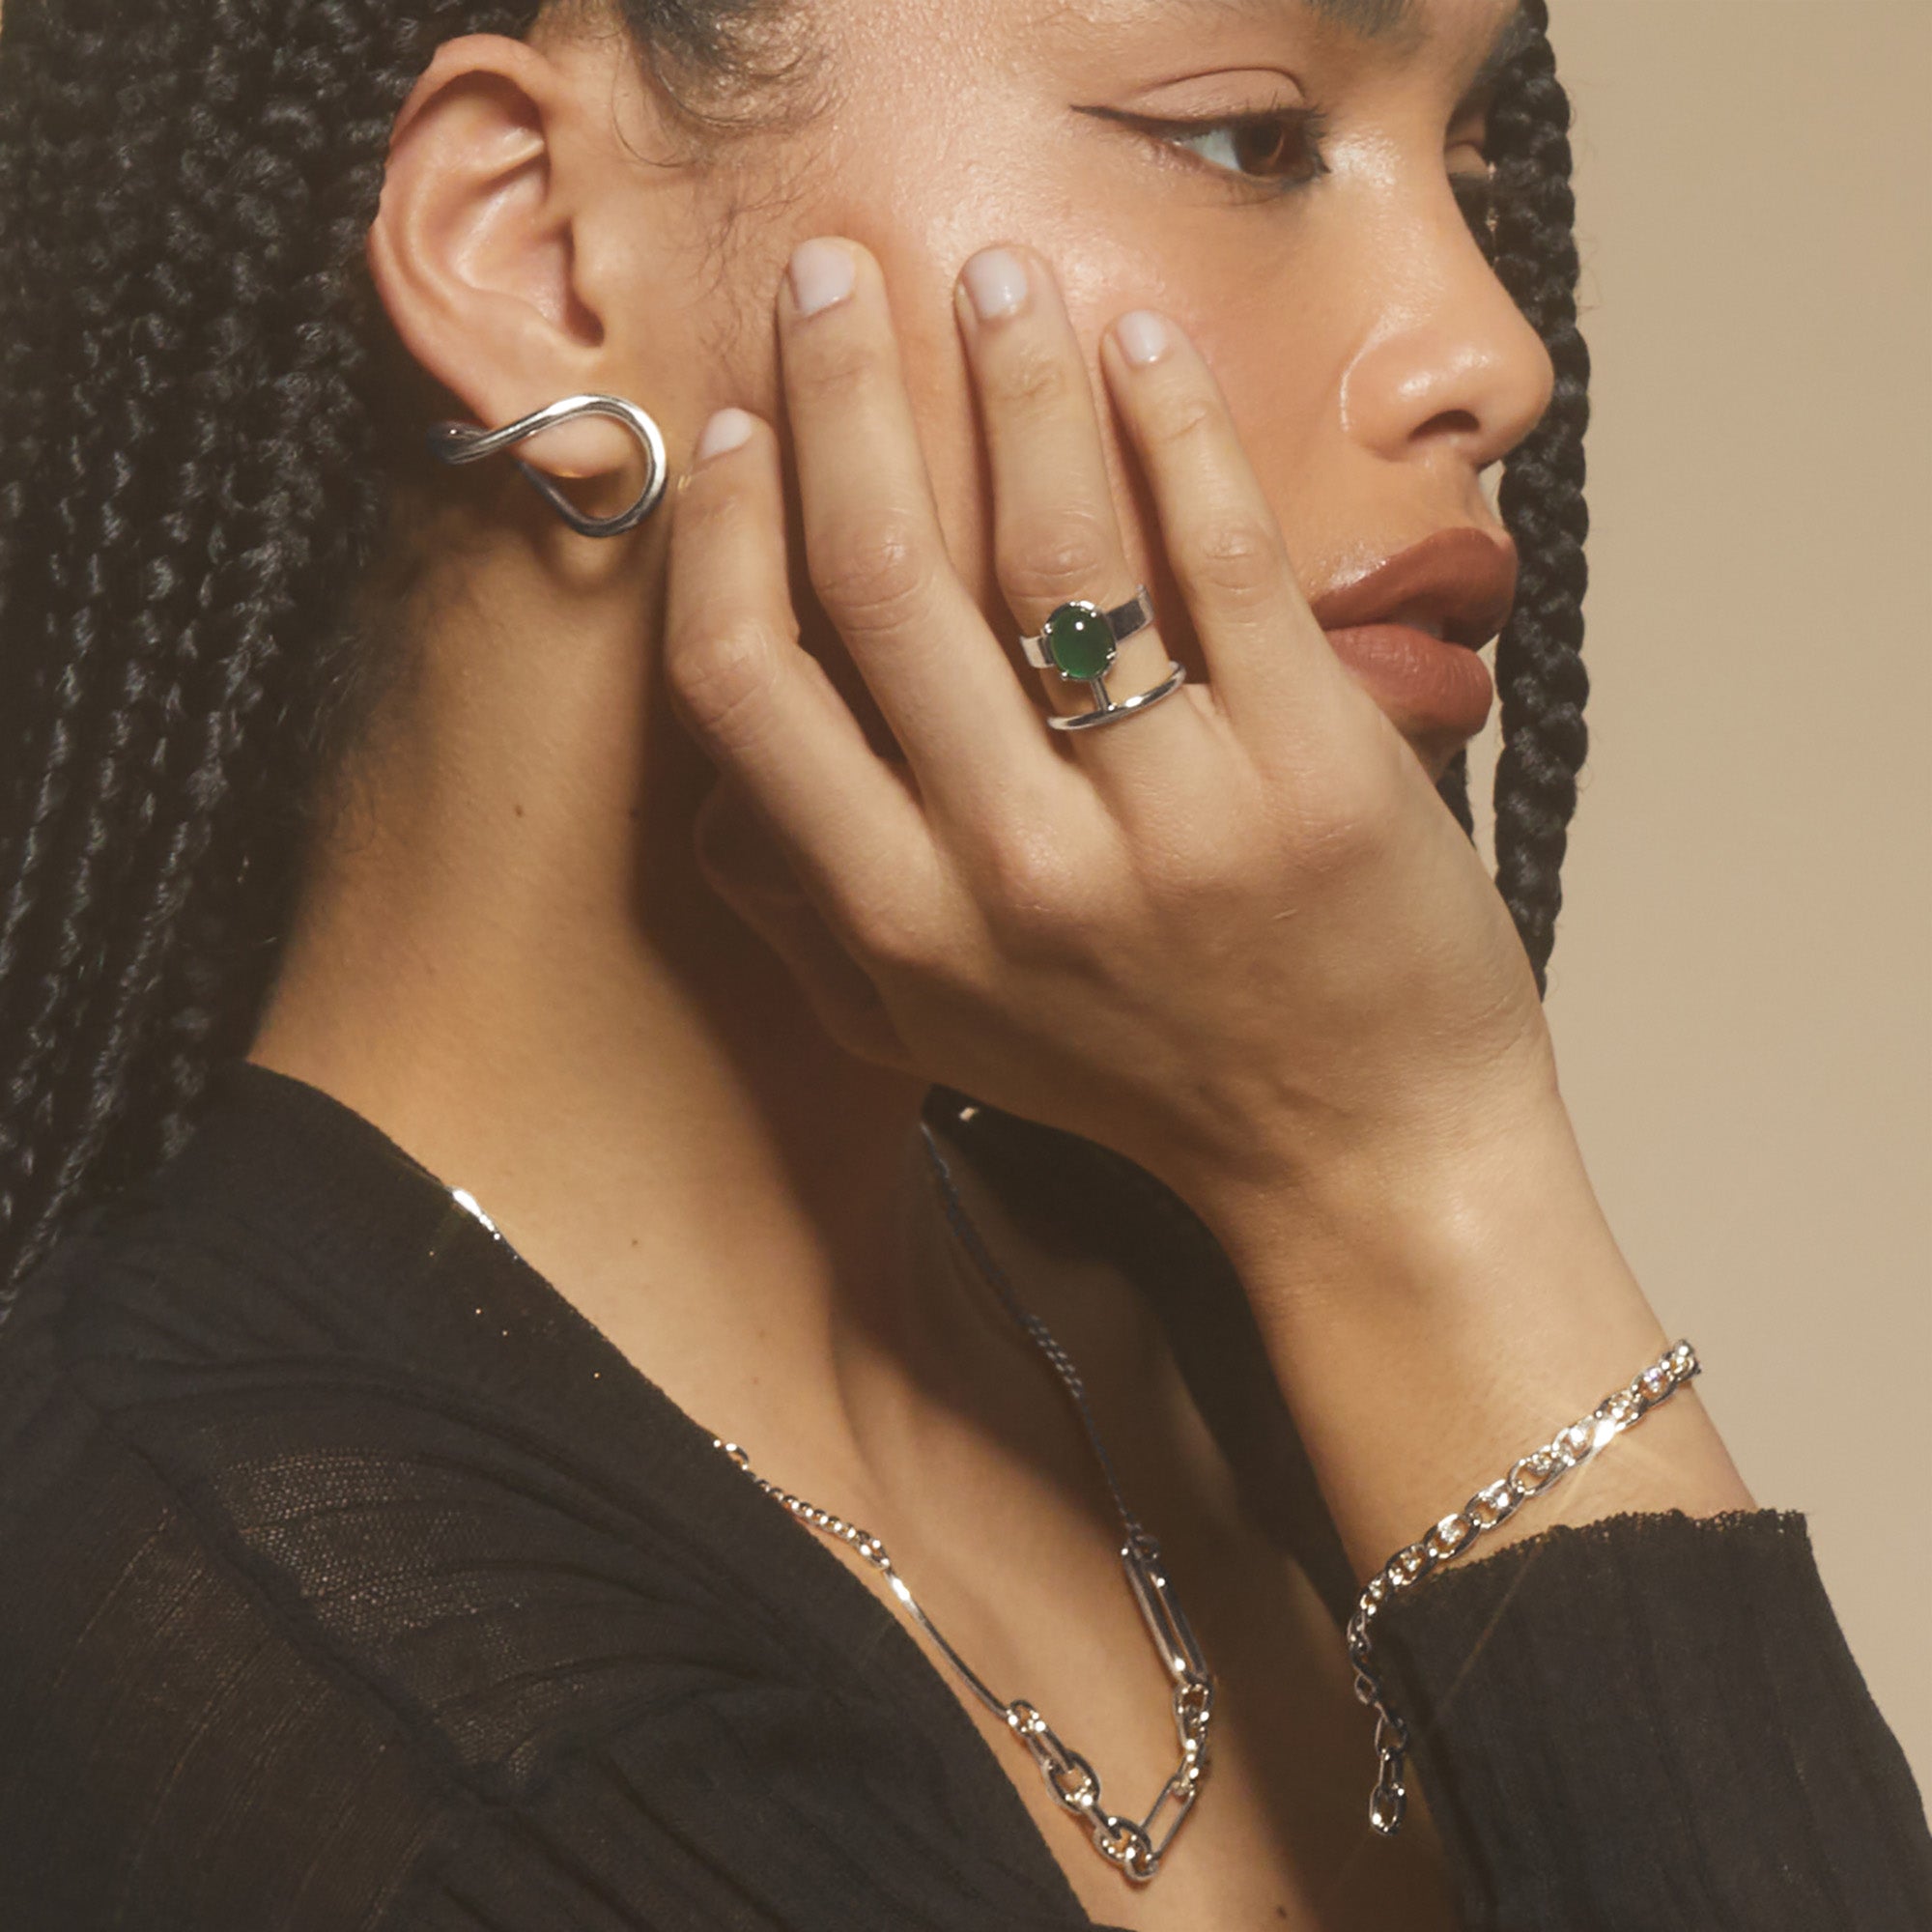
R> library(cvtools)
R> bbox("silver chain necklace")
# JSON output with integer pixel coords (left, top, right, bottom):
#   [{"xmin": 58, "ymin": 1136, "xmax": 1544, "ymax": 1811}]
[{"xmin": 711, "ymin": 1113, "xmax": 1216, "ymax": 1886}]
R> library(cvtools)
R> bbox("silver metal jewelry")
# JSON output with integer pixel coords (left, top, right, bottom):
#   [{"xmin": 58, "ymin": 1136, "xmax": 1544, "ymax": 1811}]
[
  {"xmin": 425, "ymin": 392, "xmax": 669, "ymax": 538},
  {"xmin": 713, "ymin": 1114, "xmax": 1215, "ymax": 1886},
  {"xmin": 1348, "ymin": 1338, "xmax": 1702, "ymax": 1837},
  {"xmin": 1018, "ymin": 587, "xmax": 1187, "ymax": 732},
  {"xmin": 1018, "ymin": 588, "xmax": 1155, "ymax": 667}
]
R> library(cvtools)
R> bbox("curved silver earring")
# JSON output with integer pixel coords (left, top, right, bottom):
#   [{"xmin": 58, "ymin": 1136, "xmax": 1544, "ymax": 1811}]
[{"xmin": 425, "ymin": 393, "xmax": 669, "ymax": 538}]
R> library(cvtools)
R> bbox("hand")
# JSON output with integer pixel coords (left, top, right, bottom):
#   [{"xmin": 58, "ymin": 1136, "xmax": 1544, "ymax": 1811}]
[{"xmin": 664, "ymin": 237, "xmax": 1554, "ymax": 1225}]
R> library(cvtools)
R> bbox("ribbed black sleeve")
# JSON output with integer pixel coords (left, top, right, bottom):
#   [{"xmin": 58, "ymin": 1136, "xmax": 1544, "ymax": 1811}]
[
  {"xmin": 1373, "ymin": 1508, "xmax": 1932, "ymax": 1929},
  {"xmin": 0, "ymin": 1060, "xmax": 1926, "ymax": 1929}
]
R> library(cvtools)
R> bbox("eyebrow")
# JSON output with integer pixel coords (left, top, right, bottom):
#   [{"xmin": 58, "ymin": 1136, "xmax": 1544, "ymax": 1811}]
[
  {"xmin": 1105, "ymin": 0, "xmax": 1539, "ymax": 100},
  {"xmin": 1296, "ymin": 0, "xmax": 1541, "ymax": 95},
  {"xmin": 1302, "ymin": 0, "xmax": 1422, "ymax": 36}
]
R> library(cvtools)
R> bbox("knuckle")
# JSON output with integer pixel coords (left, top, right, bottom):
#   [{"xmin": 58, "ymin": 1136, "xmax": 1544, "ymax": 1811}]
[
  {"xmin": 1137, "ymin": 824, "xmax": 1245, "ymax": 910},
  {"xmin": 1287, "ymin": 767, "xmax": 1400, "ymax": 876},
  {"xmin": 980, "ymin": 831, "xmax": 1087, "ymax": 948},
  {"xmin": 1001, "ymin": 512, "xmax": 1116, "ymax": 610},
  {"xmin": 809, "ymin": 510, "xmax": 935, "ymax": 636},
  {"xmin": 847, "ymin": 896, "xmax": 940, "ymax": 977},
  {"xmin": 666, "ymin": 618, "xmax": 784, "ymax": 744},
  {"xmin": 1179, "ymin": 517, "xmax": 1284, "ymax": 607},
  {"xmin": 1149, "ymin": 387, "xmax": 1220, "ymax": 453},
  {"xmin": 796, "ymin": 333, "xmax": 881, "ymax": 410},
  {"xmin": 986, "ymin": 341, "xmax": 1080, "ymax": 417}
]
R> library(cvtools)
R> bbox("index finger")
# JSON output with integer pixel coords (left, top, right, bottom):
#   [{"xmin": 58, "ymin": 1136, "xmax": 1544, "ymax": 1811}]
[{"xmin": 664, "ymin": 406, "xmax": 937, "ymax": 940}]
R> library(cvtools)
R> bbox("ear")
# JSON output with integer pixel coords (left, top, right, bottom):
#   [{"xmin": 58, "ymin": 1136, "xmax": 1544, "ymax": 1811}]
[{"xmin": 367, "ymin": 33, "xmax": 637, "ymax": 485}]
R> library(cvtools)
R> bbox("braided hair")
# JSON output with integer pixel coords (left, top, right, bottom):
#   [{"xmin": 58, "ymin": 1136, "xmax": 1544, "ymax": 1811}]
[
  {"xmin": 0, "ymin": 0, "xmax": 1590, "ymax": 1304},
  {"xmin": 1476, "ymin": 0, "xmax": 1592, "ymax": 994}
]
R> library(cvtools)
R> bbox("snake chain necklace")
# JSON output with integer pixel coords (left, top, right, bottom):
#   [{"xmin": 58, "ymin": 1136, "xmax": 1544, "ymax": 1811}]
[{"xmin": 711, "ymin": 1111, "xmax": 1216, "ymax": 1887}]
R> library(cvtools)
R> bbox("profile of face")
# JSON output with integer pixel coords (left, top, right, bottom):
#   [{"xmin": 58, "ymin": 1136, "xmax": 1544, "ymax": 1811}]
[{"xmin": 372, "ymin": 0, "xmax": 1552, "ymax": 789}]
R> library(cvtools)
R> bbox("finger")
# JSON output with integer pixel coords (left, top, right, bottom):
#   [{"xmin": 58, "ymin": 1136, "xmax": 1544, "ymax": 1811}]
[
  {"xmin": 664, "ymin": 405, "xmax": 937, "ymax": 937},
  {"xmin": 693, "ymin": 776, "xmax": 921, "ymax": 1074},
  {"xmin": 779, "ymin": 237, "xmax": 1059, "ymax": 825},
  {"xmin": 952, "ymin": 245, "xmax": 1206, "ymax": 763},
  {"xmin": 1098, "ymin": 309, "xmax": 1350, "ymax": 749}
]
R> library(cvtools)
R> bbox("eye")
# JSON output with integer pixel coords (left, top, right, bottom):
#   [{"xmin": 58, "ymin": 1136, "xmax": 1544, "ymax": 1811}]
[
  {"xmin": 1166, "ymin": 108, "xmax": 1333, "ymax": 186},
  {"xmin": 1083, "ymin": 105, "xmax": 1334, "ymax": 192}
]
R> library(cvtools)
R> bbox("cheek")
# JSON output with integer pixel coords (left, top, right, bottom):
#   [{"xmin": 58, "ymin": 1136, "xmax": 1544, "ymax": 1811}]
[{"xmin": 1177, "ymin": 313, "xmax": 1339, "ymax": 567}]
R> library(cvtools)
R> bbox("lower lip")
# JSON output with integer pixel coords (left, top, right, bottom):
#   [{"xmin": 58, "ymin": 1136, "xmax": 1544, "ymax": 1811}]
[{"xmin": 1321, "ymin": 623, "xmax": 1494, "ymax": 743}]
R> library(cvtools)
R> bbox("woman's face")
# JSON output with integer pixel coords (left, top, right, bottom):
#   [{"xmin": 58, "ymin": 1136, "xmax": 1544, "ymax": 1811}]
[{"xmin": 600, "ymin": 0, "xmax": 1553, "ymax": 780}]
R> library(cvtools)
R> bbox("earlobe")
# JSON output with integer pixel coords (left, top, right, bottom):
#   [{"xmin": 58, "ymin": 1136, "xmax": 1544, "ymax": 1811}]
[{"xmin": 367, "ymin": 34, "xmax": 628, "ymax": 481}]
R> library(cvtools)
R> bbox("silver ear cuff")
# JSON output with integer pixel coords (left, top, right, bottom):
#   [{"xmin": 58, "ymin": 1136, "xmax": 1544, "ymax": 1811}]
[{"xmin": 425, "ymin": 392, "xmax": 669, "ymax": 538}]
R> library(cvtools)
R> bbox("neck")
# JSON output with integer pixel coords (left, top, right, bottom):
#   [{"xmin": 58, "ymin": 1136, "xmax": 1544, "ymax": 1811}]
[{"xmin": 246, "ymin": 544, "xmax": 1149, "ymax": 1517}]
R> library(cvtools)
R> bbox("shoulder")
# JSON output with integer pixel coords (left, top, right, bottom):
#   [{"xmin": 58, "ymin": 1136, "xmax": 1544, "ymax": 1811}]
[
  {"xmin": 0, "ymin": 1135, "xmax": 786, "ymax": 1735},
  {"xmin": 0, "ymin": 1199, "xmax": 458, "ymax": 1926},
  {"xmin": 0, "ymin": 1183, "xmax": 1088, "ymax": 1932},
  {"xmin": 0, "ymin": 1147, "xmax": 413, "ymax": 1570}
]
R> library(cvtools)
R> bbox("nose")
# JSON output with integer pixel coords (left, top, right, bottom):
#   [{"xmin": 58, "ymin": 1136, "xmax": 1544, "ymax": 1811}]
[{"xmin": 1334, "ymin": 183, "xmax": 1558, "ymax": 479}]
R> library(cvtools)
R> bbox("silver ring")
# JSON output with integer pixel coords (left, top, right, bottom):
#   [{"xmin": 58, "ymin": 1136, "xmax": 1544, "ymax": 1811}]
[
  {"xmin": 1017, "ymin": 588, "xmax": 1184, "ymax": 731},
  {"xmin": 425, "ymin": 393, "xmax": 669, "ymax": 538},
  {"xmin": 1018, "ymin": 588, "xmax": 1155, "ymax": 673},
  {"xmin": 1048, "ymin": 659, "xmax": 1188, "ymax": 732}
]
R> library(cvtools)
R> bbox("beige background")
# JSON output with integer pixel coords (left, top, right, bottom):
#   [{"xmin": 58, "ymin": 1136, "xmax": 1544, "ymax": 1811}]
[{"xmin": 1465, "ymin": 0, "xmax": 1930, "ymax": 1793}]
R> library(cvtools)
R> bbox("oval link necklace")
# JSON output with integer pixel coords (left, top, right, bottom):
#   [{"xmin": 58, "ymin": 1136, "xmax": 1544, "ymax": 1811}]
[{"xmin": 710, "ymin": 1113, "xmax": 1217, "ymax": 1886}]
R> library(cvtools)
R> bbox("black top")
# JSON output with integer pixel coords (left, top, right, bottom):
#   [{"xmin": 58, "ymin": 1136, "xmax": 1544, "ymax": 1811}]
[{"xmin": 0, "ymin": 1061, "xmax": 1925, "ymax": 1930}]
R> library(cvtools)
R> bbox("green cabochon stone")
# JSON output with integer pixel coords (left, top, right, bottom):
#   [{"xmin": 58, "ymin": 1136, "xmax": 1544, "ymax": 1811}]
[{"xmin": 1042, "ymin": 603, "xmax": 1116, "ymax": 682}]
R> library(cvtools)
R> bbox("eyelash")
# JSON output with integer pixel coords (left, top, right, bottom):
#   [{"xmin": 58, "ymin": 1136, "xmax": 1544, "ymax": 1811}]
[
  {"xmin": 1171, "ymin": 106, "xmax": 1337, "ymax": 190},
  {"xmin": 1098, "ymin": 105, "xmax": 1336, "ymax": 194},
  {"xmin": 1094, "ymin": 104, "xmax": 1501, "ymax": 242}
]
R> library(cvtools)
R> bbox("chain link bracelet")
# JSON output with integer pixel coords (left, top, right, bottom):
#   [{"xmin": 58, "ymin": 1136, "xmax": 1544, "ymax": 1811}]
[{"xmin": 1347, "ymin": 1338, "xmax": 1702, "ymax": 1836}]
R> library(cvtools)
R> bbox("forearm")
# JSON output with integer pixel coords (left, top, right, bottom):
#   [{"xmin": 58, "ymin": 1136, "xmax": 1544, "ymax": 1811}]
[{"xmin": 1186, "ymin": 1084, "xmax": 1755, "ymax": 1584}]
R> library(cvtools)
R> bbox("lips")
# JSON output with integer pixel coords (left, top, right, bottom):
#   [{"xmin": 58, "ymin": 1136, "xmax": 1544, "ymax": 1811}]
[{"xmin": 1310, "ymin": 526, "xmax": 1518, "ymax": 748}]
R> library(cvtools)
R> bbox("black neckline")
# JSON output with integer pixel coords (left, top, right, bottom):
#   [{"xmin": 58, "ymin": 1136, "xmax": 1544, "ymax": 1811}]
[{"xmin": 177, "ymin": 1057, "xmax": 1116, "ymax": 1927}]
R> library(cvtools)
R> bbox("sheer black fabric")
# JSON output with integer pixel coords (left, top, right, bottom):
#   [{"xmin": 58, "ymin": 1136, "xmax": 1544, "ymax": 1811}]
[{"xmin": 0, "ymin": 1061, "xmax": 1925, "ymax": 1930}]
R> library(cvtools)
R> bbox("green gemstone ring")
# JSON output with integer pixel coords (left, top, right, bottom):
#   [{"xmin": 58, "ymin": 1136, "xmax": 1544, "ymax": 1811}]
[
  {"xmin": 1018, "ymin": 586, "xmax": 1187, "ymax": 732},
  {"xmin": 1019, "ymin": 588, "xmax": 1153, "ymax": 676}
]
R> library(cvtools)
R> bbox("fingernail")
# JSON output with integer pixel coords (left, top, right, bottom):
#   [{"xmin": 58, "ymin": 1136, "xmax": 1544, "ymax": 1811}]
[
  {"xmin": 788, "ymin": 238, "xmax": 857, "ymax": 318},
  {"xmin": 960, "ymin": 247, "xmax": 1029, "ymax": 323},
  {"xmin": 1113, "ymin": 310, "xmax": 1172, "ymax": 368},
  {"xmin": 694, "ymin": 407, "xmax": 756, "ymax": 466}
]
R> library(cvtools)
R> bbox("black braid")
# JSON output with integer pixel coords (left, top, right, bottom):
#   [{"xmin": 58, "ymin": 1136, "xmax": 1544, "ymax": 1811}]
[
  {"xmin": 0, "ymin": 0, "xmax": 781, "ymax": 1305},
  {"xmin": 0, "ymin": 0, "xmax": 1589, "ymax": 1305},
  {"xmin": 1428, "ymin": 0, "xmax": 1589, "ymax": 987},
  {"xmin": 1480, "ymin": 0, "xmax": 1592, "ymax": 996}
]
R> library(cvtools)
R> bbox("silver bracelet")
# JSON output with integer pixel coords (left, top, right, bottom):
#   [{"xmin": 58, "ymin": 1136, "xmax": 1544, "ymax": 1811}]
[{"xmin": 1348, "ymin": 1338, "xmax": 1702, "ymax": 1836}]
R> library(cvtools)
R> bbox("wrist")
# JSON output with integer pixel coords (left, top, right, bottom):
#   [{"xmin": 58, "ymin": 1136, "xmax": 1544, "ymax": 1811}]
[
  {"xmin": 1178, "ymin": 1080, "xmax": 1754, "ymax": 1577},
  {"xmin": 1144, "ymin": 991, "xmax": 1566, "ymax": 1253},
  {"xmin": 1177, "ymin": 1056, "xmax": 1580, "ymax": 1299}
]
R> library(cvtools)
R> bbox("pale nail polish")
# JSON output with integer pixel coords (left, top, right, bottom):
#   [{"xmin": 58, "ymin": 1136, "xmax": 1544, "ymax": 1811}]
[
  {"xmin": 694, "ymin": 407, "xmax": 756, "ymax": 465},
  {"xmin": 961, "ymin": 247, "xmax": 1029, "ymax": 322},
  {"xmin": 1113, "ymin": 310, "xmax": 1172, "ymax": 368},
  {"xmin": 788, "ymin": 238, "xmax": 858, "ymax": 317}
]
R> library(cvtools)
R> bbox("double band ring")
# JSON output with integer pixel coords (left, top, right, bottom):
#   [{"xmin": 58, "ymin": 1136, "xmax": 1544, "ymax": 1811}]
[{"xmin": 1018, "ymin": 588, "xmax": 1188, "ymax": 733}]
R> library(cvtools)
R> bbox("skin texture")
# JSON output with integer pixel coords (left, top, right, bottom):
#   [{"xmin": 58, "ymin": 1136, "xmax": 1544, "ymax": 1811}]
[{"xmin": 251, "ymin": 1, "xmax": 1753, "ymax": 1921}]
